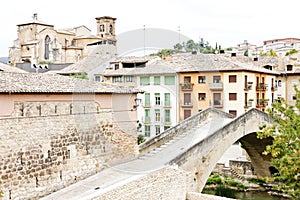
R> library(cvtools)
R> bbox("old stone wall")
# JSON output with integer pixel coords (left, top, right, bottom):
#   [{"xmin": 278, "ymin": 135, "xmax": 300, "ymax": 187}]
[
  {"xmin": 0, "ymin": 110, "xmax": 137, "ymax": 199},
  {"xmin": 12, "ymin": 101, "xmax": 101, "ymax": 117},
  {"xmin": 95, "ymin": 166, "xmax": 196, "ymax": 200}
]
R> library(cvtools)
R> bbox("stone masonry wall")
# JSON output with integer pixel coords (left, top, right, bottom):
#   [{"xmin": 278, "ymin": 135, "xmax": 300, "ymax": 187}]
[
  {"xmin": 0, "ymin": 109, "xmax": 137, "ymax": 199},
  {"xmin": 95, "ymin": 166, "xmax": 196, "ymax": 200}
]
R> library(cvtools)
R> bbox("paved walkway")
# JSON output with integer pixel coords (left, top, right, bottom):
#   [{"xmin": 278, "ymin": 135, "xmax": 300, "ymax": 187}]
[{"xmin": 41, "ymin": 115, "xmax": 232, "ymax": 200}]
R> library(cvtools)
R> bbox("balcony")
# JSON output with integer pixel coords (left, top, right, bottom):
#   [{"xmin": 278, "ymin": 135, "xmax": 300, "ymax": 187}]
[
  {"xmin": 180, "ymin": 83, "xmax": 194, "ymax": 91},
  {"xmin": 271, "ymin": 86, "xmax": 278, "ymax": 91},
  {"xmin": 209, "ymin": 82, "xmax": 223, "ymax": 90},
  {"xmin": 244, "ymin": 82, "xmax": 253, "ymax": 91},
  {"xmin": 212, "ymin": 100, "xmax": 223, "ymax": 108},
  {"xmin": 244, "ymin": 101, "xmax": 253, "ymax": 108},
  {"xmin": 256, "ymin": 99, "xmax": 269, "ymax": 107},
  {"xmin": 181, "ymin": 101, "xmax": 193, "ymax": 108},
  {"xmin": 256, "ymin": 83, "xmax": 267, "ymax": 91}
]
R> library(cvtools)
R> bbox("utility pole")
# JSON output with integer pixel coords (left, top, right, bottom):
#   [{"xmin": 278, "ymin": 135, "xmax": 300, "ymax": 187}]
[
  {"xmin": 178, "ymin": 26, "xmax": 181, "ymax": 44},
  {"xmin": 143, "ymin": 25, "xmax": 146, "ymax": 56}
]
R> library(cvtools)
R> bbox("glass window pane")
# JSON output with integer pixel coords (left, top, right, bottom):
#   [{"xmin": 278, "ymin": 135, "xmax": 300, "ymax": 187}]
[
  {"xmin": 164, "ymin": 93, "xmax": 170, "ymax": 106},
  {"xmin": 154, "ymin": 76, "xmax": 160, "ymax": 85},
  {"xmin": 164, "ymin": 76, "xmax": 175, "ymax": 85},
  {"xmin": 140, "ymin": 77, "xmax": 150, "ymax": 85}
]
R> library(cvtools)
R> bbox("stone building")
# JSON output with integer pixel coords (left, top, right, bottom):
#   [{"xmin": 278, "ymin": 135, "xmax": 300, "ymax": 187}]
[
  {"xmin": 8, "ymin": 14, "xmax": 117, "ymax": 71},
  {"xmin": 0, "ymin": 72, "xmax": 142, "ymax": 199}
]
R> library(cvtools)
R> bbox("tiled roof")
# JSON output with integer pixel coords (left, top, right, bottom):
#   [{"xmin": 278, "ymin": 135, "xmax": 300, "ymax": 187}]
[
  {"xmin": 170, "ymin": 53, "xmax": 279, "ymax": 74},
  {"xmin": 0, "ymin": 72, "xmax": 141, "ymax": 94},
  {"xmin": 104, "ymin": 59, "xmax": 176, "ymax": 76},
  {"xmin": 0, "ymin": 63, "xmax": 27, "ymax": 73},
  {"xmin": 59, "ymin": 45, "xmax": 117, "ymax": 75}
]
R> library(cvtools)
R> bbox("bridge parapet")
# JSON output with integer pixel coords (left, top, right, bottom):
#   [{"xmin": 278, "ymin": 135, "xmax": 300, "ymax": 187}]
[
  {"xmin": 168, "ymin": 108, "xmax": 273, "ymax": 192},
  {"xmin": 139, "ymin": 107, "xmax": 234, "ymax": 155}
]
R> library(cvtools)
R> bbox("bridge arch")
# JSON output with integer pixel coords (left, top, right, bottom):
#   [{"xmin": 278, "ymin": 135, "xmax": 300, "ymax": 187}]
[{"xmin": 169, "ymin": 108, "xmax": 273, "ymax": 192}]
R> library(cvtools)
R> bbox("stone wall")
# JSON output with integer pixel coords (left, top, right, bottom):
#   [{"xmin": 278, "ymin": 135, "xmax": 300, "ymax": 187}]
[
  {"xmin": 0, "ymin": 110, "xmax": 137, "ymax": 199},
  {"xmin": 12, "ymin": 101, "xmax": 100, "ymax": 117},
  {"xmin": 95, "ymin": 166, "xmax": 196, "ymax": 200}
]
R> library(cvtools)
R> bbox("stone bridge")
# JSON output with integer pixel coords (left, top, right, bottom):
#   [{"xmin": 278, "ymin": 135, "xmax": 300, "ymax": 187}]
[{"xmin": 42, "ymin": 108, "xmax": 274, "ymax": 200}]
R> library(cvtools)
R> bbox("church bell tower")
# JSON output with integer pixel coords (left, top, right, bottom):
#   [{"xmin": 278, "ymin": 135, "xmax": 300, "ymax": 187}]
[{"xmin": 96, "ymin": 16, "xmax": 116, "ymax": 41}]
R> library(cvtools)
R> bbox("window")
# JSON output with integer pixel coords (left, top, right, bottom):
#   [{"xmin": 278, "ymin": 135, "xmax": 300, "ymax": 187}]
[
  {"xmin": 229, "ymin": 93, "xmax": 237, "ymax": 100},
  {"xmin": 229, "ymin": 75, "xmax": 237, "ymax": 83},
  {"xmin": 164, "ymin": 93, "xmax": 170, "ymax": 106},
  {"xmin": 184, "ymin": 93, "xmax": 192, "ymax": 105},
  {"xmin": 292, "ymin": 95, "xmax": 297, "ymax": 100},
  {"xmin": 145, "ymin": 93, "xmax": 150, "ymax": 107},
  {"xmin": 155, "ymin": 109, "xmax": 161, "ymax": 122},
  {"xmin": 155, "ymin": 125, "xmax": 160, "ymax": 135},
  {"xmin": 145, "ymin": 109, "xmax": 150, "ymax": 122},
  {"xmin": 164, "ymin": 76, "xmax": 175, "ymax": 85},
  {"xmin": 45, "ymin": 35, "xmax": 51, "ymax": 60},
  {"xmin": 154, "ymin": 76, "xmax": 160, "ymax": 85},
  {"xmin": 184, "ymin": 110, "xmax": 191, "ymax": 119},
  {"xmin": 278, "ymin": 80, "xmax": 282, "ymax": 87},
  {"xmin": 155, "ymin": 93, "xmax": 161, "ymax": 105},
  {"xmin": 213, "ymin": 93, "xmax": 222, "ymax": 106},
  {"xmin": 198, "ymin": 76, "xmax": 206, "ymax": 83},
  {"xmin": 113, "ymin": 76, "xmax": 122, "ymax": 83},
  {"xmin": 229, "ymin": 110, "xmax": 237, "ymax": 116},
  {"xmin": 145, "ymin": 125, "xmax": 151, "ymax": 137},
  {"xmin": 125, "ymin": 76, "xmax": 133, "ymax": 82},
  {"xmin": 213, "ymin": 75, "xmax": 221, "ymax": 83},
  {"xmin": 198, "ymin": 93, "xmax": 206, "ymax": 101},
  {"xmin": 95, "ymin": 76, "xmax": 101, "ymax": 82},
  {"xmin": 109, "ymin": 24, "xmax": 113, "ymax": 35},
  {"xmin": 164, "ymin": 126, "xmax": 171, "ymax": 131},
  {"xmin": 140, "ymin": 77, "xmax": 150, "ymax": 85},
  {"xmin": 165, "ymin": 109, "xmax": 171, "ymax": 122},
  {"xmin": 287, "ymin": 64, "xmax": 293, "ymax": 71},
  {"xmin": 115, "ymin": 64, "xmax": 119, "ymax": 70}
]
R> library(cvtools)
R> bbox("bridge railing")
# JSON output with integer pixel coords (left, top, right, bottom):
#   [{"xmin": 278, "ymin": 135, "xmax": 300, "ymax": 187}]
[
  {"xmin": 139, "ymin": 107, "xmax": 235, "ymax": 155},
  {"xmin": 168, "ymin": 108, "xmax": 273, "ymax": 167}
]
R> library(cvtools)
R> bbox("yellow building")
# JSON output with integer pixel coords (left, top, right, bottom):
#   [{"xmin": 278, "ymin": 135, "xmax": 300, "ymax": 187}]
[{"xmin": 174, "ymin": 53, "xmax": 279, "ymax": 121}]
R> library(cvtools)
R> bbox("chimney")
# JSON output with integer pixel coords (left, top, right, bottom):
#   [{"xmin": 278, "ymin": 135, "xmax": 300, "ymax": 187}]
[{"xmin": 33, "ymin": 13, "xmax": 38, "ymax": 20}]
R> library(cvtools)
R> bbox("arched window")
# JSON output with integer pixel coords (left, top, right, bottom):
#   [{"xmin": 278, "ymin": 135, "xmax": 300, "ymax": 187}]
[{"xmin": 45, "ymin": 35, "xmax": 51, "ymax": 60}]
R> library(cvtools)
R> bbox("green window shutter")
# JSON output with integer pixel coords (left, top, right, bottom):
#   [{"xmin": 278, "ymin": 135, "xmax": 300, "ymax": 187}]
[
  {"xmin": 165, "ymin": 109, "xmax": 171, "ymax": 122},
  {"xmin": 164, "ymin": 76, "xmax": 175, "ymax": 85},
  {"xmin": 145, "ymin": 109, "xmax": 150, "ymax": 122},
  {"xmin": 154, "ymin": 76, "xmax": 160, "ymax": 85},
  {"xmin": 140, "ymin": 77, "xmax": 150, "ymax": 85},
  {"xmin": 164, "ymin": 93, "xmax": 170, "ymax": 106},
  {"xmin": 145, "ymin": 93, "xmax": 150, "ymax": 106}
]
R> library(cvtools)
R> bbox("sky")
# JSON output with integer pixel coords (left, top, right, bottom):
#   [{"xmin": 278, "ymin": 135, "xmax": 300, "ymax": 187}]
[{"xmin": 1, "ymin": 0, "xmax": 300, "ymax": 57}]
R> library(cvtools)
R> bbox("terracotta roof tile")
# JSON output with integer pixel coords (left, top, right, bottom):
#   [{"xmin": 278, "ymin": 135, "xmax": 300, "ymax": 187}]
[{"xmin": 0, "ymin": 72, "xmax": 141, "ymax": 94}]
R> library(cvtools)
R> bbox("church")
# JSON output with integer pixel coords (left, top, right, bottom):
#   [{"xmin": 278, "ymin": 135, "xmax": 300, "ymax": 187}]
[{"xmin": 8, "ymin": 14, "xmax": 116, "ymax": 69}]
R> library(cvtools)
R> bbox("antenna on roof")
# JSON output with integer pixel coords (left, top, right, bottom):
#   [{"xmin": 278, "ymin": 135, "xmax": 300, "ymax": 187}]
[{"xmin": 33, "ymin": 13, "xmax": 38, "ymax": 20}]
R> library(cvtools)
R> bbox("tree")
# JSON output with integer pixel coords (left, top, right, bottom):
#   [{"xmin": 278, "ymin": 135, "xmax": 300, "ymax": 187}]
[
  {"xmin": 185, "ymin": 39, "xmax": 197, "ymax": 52},
  {"xmin": 258, "ymin": 84, "xmax": 300, "ymax": 198},
  {"xmin": 173, "ymin": 43, "xmax": 183, "ymax": 52},
  {"xmin": 285, "ymin": 49, "xmax": 298, "ymax": 56},
  {"xmin": 72, "ymin": 72, "xmax": 88, "ymax": 80}
]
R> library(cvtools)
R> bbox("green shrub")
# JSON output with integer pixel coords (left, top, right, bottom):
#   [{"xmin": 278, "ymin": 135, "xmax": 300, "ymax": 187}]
[
  {"xmin": 206, "ymin": 174, "xmax": 222, "ymax": 185},
  {"xmin": 247, "ymin": 177, "xmax": 267, "ymax": 186},
  {"xmin": 137, "ymin": 134, "xmax": 145, "ymax": 145}
]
